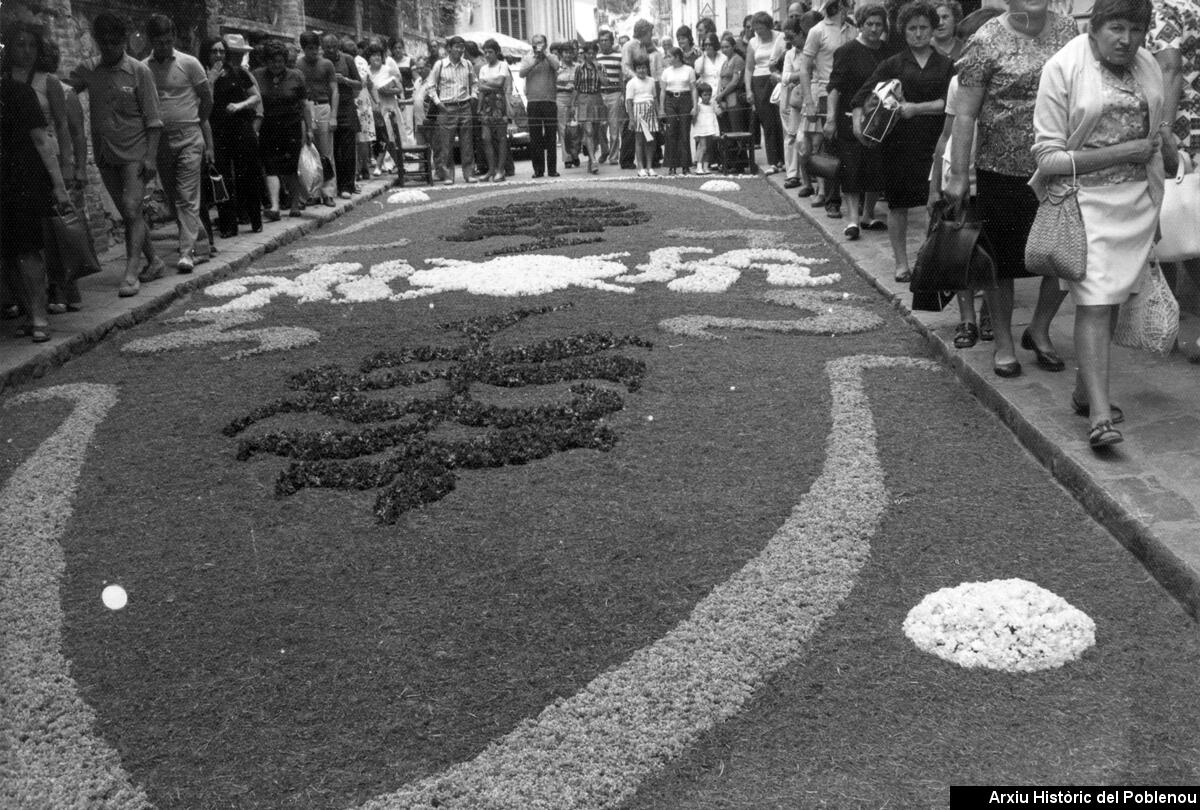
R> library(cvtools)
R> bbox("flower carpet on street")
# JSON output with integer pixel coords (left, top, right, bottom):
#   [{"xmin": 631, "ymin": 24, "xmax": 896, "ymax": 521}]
[{"xmin": 4, "ymin": 178, "xmax": 1200, "ymax": 809}]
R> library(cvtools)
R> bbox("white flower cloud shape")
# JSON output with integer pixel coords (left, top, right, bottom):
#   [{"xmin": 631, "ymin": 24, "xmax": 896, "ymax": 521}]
[
  {"xmin": 700, "ymin": 179, "xmax": 741, "ymax": 192},
  {"xmin": 903, "ymin": 578, "xmax": 1096, "ymax": 673},
  {"xmin": 387, "ymin": 189, "xmax": 431, "ymax": 204},
  {"xmin": 618, "ymin": 247, "xmax": 840, "ymax": 293},
  {"xmin": 395, "ymin": 253, "xmax": 636, "ymax": 298}
]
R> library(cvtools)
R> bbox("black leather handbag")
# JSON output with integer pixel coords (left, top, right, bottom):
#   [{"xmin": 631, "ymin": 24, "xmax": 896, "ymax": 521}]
[{"xmin": 910, "ymin": 199, "xmax": 997, "ymax": 312}]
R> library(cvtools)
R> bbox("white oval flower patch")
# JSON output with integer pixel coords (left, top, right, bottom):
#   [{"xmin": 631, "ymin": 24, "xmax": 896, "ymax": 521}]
[
  {"xmin": 699, "ymin": 179, "xmax": 741, "ymax": 193},
  {"xmin": 903, "ymin": 578, "xmax": 1095, "ymax": 673},
  {"xmin": 387, "ymin": 189, "xmax": 431, "ymax": 204}
]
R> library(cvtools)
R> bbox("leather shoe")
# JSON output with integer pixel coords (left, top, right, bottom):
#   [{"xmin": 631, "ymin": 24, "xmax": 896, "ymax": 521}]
[
  {"xmin": 1020, "ymin": 329, "xmax": 1066, "ymax": 372},
  {"xmin": 783, "ymin": 177, "xmax": 801, "ymax": 188},
  {"xmin": 993, "ymin": 356, "xmax": 1022, "ymax": 378}
]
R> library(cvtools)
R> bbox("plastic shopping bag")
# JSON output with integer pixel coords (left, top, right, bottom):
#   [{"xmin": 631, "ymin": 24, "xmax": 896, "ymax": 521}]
[{"xmin": 298, "ymin": 143, "xmax": 323, "ymax": 200}]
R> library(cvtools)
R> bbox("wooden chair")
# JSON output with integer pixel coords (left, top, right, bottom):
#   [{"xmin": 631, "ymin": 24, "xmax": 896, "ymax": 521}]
[
  {"xmin": 398, "ymin": 144, "xmax": 435, "ymax": 186},
  {"xmin": 715, "ymin": 132, "xmax": 756, "ymax": 175}
]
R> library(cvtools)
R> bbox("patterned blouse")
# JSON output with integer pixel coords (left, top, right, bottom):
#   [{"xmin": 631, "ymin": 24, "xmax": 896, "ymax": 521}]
[
  {"xmin": 1078, "ymin": 65, "xmax": 1151, "ymax": 188},
  {"xmin": 1149, "ymin": 0, "xmax": 1200, "ymax": 154},
  {"xmin": 955, "ymin": 13, "xmax": 1078, "ymax": 177}
]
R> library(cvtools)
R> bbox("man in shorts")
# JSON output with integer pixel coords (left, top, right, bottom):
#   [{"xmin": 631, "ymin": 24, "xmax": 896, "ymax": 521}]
[
  {"xmin": 298, "ymin": 31, "xmax": 338, "ymax": 205},
  {"xmin": 69, "ymin": 12, "xmax": 163, "ymax": 296}
]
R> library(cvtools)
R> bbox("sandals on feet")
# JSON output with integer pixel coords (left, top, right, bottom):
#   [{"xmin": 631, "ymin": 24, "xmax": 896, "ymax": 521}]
[
  {"xmin": 1071, "ymin": 393, "xmax": 1124, "ymax": 424},
  {"xmin": 1088, "ymin": 420, "xmax": 1123, "ymax": 449},
  {"xmin": 953, "ymin": 322, "xmax": 979, "ymax": 349}
]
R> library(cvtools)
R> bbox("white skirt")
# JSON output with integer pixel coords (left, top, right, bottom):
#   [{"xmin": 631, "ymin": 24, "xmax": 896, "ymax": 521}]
[{"xmin": 1064, "ymin": 179, "xmax": 1157, "ymax": 306}]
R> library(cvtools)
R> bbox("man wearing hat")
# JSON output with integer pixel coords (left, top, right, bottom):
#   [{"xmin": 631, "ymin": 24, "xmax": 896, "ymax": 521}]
[{"xmin": 428, "ymin": 35, "xmax": 478, "ymax": 184}]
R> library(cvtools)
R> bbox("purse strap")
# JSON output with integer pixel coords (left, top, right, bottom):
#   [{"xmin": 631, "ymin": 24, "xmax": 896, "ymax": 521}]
[{"xmin": 1046, "ymin": 151, "xmax": 1079, "ymax": 205}]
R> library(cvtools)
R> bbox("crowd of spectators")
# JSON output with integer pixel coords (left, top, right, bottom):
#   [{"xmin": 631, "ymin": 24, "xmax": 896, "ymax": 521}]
[{"xmin": 1, "ymin": 1, "xmax": 1196, "ymax": 450}]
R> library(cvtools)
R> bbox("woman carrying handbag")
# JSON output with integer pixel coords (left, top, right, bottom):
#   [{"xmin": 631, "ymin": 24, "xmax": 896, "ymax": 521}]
[{"xmin": 1030, "ymin": 0, "xmax": 1175, "ymax": 449}]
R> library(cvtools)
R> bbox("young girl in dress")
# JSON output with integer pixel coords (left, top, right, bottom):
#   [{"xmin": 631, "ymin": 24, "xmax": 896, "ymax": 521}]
[
  {"xmin": 624, "ymin": 59, "xmax": 659, "ymax": 177},
  {"xmin": 692, "ymin": 82, "xmax": 718, "ymax": 174}
]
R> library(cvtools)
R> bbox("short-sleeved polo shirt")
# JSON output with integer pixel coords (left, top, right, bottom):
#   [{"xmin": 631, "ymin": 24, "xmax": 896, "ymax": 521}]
[
  {"xmin": 77, "ymin": 53, "xmax": 163, "ymax": 166},
  {"xmin": 144, "ymin": 48, "xmax": 208, "ymax": 126}
]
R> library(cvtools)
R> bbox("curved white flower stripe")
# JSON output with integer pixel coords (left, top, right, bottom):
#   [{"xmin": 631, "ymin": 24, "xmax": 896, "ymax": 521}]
[
  {"xmin": 659, "ymin": 291, "xmax": 883, "ymax": 340},
  {"xmin": 904, "ymin": 579, "xmax": 1096, "ymax": 673},
  {"xmin": 0, "ymin": 384, "xmax": 150, "ymax": 809},
  {"xmin": 121, "ymin": 311, "xmax": 321, "ymax": 360},
  {"xmin": 317, "ymin": 180, "xmax": 799, "ymax": 239},
  {"xmin": 191, "ymin": 261, "xmax": 417, "ymax": 313},
  {"xmin": 699, "ymin": 179, "xmax": 741, "ymax": 192},
  {"xmin": 288, "ymin": 240, "xmax": 411, "ymax": 267},
  {"xmin": 664, "ymin": 228, "xmax": 820, "ymax": 250},
  {"xmin": 617, "ymin": 247, "xmax": 837, "ymax": 294},
  {"xmin": 387, "ymin": 189, "xmax": 432, "ymax": 205},
  {"xmin": 396, "ymin": 254, "xmax": 636, "ymax": 298},
  {"xmin": 356, "ymin": 354, "xmax": 941, "ymax": 810}
]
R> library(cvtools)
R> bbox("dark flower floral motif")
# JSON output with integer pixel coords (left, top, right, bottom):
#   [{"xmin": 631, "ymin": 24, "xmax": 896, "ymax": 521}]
[
  {"xmin": 224, "ymin": 304, "xmax": 653, "ymax": 523},
  {"xmin": 443, "ymin": 197, "xmax": 650, "ymax": 255}
]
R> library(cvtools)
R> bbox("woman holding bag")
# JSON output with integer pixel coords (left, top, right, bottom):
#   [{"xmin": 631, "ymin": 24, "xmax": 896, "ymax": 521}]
[
  {"xmin": 1030, "ymin": 0, "xmax": 1172, "ymax": 448},
  {"xmin": 1, "ymin": 24, "xmax": 71, "ymax": 343},
  {"xmin": 202, "ymin": 35, "xmax": 264, "ymax": 237},
  {"xmin": 942, "ymin": 0, "xmax": 1078, "ymax": 378},
  {"xmin": 254, "ymin": 41, "xmax": 312, "ymax": 220}
]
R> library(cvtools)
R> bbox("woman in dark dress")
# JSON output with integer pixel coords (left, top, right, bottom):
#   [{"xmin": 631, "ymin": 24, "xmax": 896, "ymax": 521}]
[
  {"xmin": 851, "ymin": 1, "xmax": 954, "ymax": 280},
  {"xmin": 825, "ymin": 3, "xmax": 889, "ymax": 239},
  {"xmin": 253, "ymin": 40, "xmax": 312, "ymax": 220},
  {"xmin": 202, "ymin": 36, "xmax": 264, "ymax": 236},
  {"xmin": 1, "ymin": 25, "xmax": 70, "ymax": 342}
]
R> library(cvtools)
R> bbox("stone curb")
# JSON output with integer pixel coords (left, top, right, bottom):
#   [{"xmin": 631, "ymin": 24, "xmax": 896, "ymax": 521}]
[
  {"xmin": 766, "ymin": 175, "xmax": 1200, "ymax": 619},
  {"xmin": 0, "ymin": 181, "xmax": 397, "ymax": 394}
]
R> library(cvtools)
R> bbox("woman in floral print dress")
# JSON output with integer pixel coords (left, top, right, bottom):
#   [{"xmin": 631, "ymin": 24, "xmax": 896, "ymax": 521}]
[{"xmin": 942, "ymin": 0, "xmax": 1078, "ymax": 379}]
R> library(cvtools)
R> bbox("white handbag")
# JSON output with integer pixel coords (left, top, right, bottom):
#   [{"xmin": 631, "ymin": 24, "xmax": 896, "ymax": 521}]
[{"xmin": 1157, "ymin": 154, "xmax": 1200, "ymax": 263}]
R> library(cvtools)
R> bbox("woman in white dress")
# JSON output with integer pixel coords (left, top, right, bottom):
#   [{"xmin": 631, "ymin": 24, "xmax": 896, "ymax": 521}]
[{"xmin": 1031, "ymin": 0, "xmax": 1176, "ymax": 448}]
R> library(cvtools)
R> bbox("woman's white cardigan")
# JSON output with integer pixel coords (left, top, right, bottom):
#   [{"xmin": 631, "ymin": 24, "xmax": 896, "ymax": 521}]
[{"xmin": 1030, "ymin": 33, "xmax": 1165, "ymax": 206}]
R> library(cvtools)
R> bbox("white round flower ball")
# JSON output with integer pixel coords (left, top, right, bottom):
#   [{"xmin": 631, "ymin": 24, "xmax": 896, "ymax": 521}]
[
  {"xmin": 903, "ymin": 578, "xmax": 1095, "ymax": 673},
  {"xmin": 101, "ymin": 584, "xmax": 128, "ymax": 611},
  {"xmin": 699, "ymin": 179, "xmax": 741, "ymax": 193}
]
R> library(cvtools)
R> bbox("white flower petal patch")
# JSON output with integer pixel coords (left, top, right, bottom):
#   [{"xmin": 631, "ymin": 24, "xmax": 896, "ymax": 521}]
[
  {"xmin": 700, "ymin": 179, "xmax": 741, "ymax": 192},
  {"xmin": 903, "ymin": 578, "xmax": 1096, "ymax": 673},
  {"xmin": 387, "ymin": 189, "xmax": 431, "ymax": 204},
  {"xmin": 121, "ymin": 310, "xmax": 320, "ymax": 359},
  {"xmin": 659, "ymin": 291, "xmax": 883, "ymax": 340},
  {"xmin": 395, "ymin": 253, "xmax": 636, "ymax": 298},
  {"xmin": 619, "ymin": 247, "xmax": 838, "ymax": 294}
]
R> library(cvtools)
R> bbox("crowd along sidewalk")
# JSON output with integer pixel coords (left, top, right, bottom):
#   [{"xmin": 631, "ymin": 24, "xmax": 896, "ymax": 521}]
[
  {"xmin": 0, "ymin": 174, "xmax": 400, "ymax": 394},
  {"xmin": 759, "ymin": 169, "xmax": 1200, "ymax": 620},
  {"xmin": 2, "ymin": 157, "xmax": 1199, "ymax": 621}
]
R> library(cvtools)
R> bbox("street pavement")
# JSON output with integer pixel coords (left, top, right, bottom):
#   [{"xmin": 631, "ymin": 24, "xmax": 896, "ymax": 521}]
[{"xmin": 3, "ymin": 156, "xmax": 1199, "ymax": 622}]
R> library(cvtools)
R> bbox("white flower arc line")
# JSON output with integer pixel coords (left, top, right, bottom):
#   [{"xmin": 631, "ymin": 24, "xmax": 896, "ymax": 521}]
[
  {"xmin": 354, "ymin": 354, "xmax": 940, "ymax": 810},
  {"xmin": 659, "ymin": 291, "xmax": 884, "ymax": 340},
  {"xmin": 316, "ymin": 180, "xmax": 799, "ymax": 239},
  {"xmin": 0, "ymin": 384, "xmax": 150, "ymax": 809}
]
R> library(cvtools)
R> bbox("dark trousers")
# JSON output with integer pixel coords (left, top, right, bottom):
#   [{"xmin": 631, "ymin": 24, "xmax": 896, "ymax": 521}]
[
  {"xmin": 214, "ymin": 123, "xmax": 264, "ymax": 236},
  {"xmin": 527, "ymin": 100, "xmax": 557, "ymax": 175},
  {"xmin": 662, "ymin": 93, "xmax": 692, "ymax": 168},
  {"xmin": 751, "ymin": 75, "xmax": 784, "ymax": 166},
  {"xmin": 334, "ymin": 125, "xmax": 357, "ymax": 194},
  {"xmin": 621, "ymin": 127, "xmax": 660, "ymax": 169}
]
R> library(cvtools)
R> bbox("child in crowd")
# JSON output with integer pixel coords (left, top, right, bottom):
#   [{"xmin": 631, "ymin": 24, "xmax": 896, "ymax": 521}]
[
  {"xmin": 624, "ymin": 59, "xmax": 659, "ymax": 177},
  {"xmin": 692, "ymin": 82, "xmax": 718, "ymax": 175}
]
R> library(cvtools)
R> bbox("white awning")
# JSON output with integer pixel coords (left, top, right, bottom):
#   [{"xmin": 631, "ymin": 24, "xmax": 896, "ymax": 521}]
[
  {"xmin": 575, "ymin": 1, "xmax": 598, "ymax": 40},
  {"xmin": 459, "ymin": 31, "xmax": 532, "ymax": 59}
]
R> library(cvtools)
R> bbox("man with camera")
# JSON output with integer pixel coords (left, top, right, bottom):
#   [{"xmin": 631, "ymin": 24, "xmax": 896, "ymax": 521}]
[{"xmin": 519, "ymin": 34, "xmax": 560, "ymax": 178}]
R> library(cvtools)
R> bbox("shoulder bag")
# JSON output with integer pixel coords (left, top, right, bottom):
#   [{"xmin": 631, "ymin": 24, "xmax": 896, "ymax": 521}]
[
  {"xmin": 1156, "ymin": 154, "xmax": 1200, "ymax": 263},
  {"xmin": 1025, "ymin": 152, "xmax": 1087, "ymax": 282}
]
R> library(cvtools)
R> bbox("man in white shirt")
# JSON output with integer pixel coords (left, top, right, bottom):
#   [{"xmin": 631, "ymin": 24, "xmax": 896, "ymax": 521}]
[
  {"xmin": 143, "ymin": 13, "xmax": 214, "ymax": 273},
  {"xmin": 799, "ymin": 0, "xmax": 856, "ymax": 215},
  {"xmin": 428, "ymin": 36, "xmax": 478, "ymax": 184}
]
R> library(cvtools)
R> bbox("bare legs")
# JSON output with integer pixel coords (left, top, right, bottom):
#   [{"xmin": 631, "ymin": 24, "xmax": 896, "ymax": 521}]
[
  {"xmin": 985, "ymin": 276, "xmax": 1067, "ymax": 367},
  {"xmin": 1072, "ymin": 303, "xmax": 1121, "ymax": 429},
  {"xmin": 99, "ymin": 164, "xmax": 159, "ymax": 287},
  {"xmin": 888, "ymin": 206, "xmax": 910, "ymax": 280}
]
